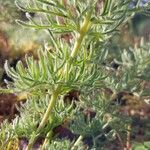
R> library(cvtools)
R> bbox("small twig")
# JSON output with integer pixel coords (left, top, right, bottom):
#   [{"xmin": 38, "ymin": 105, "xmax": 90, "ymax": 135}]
[
  {"xmin": 41, "ymin": 131, "xmax": 53, "ymax": 150},
  {"xmin": 116, "ymin": 132, "xmax": 124, "ymax": 150},
  {"xmin": 71, "ymin": 135, "xmax": 83, "ymax": 150},
  {"xmin": 126, "ymin": 124, "xmax": 131, "ymax": 150}
]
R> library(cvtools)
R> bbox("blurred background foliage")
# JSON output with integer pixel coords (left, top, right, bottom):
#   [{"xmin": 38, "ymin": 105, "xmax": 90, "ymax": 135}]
[
  {"xmin": 0, "ymin": 0, "xmax": 51, "ymax": 82},
  {"xmin": 0, "ymin": 0, "xmax": 49, "ymax": 68}
]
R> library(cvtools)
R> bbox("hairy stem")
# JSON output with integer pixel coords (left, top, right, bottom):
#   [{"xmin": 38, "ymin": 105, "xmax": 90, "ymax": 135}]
[
  {"xmin": 71, "ymin": 10, "xmax": 92, "ymax": 58},
  {"xmin": 64, "ymin": 10, "xmax": 92, "ymax": 75},
  {"xmin": 26, "ymin": 86, "xmax": 61, "ymax": 150},
  {"xmin": 38, "ymin": 88, "xmax": 61, "ymax": 131}
]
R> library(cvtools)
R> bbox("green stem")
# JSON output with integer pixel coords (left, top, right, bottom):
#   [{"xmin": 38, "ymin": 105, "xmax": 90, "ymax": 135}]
[
  {"xmin": 64, "ymin": 10, "xmax": 92, "ymax": 75},
  {"xmin": 38, "ymin": 88, "xmax": 61, "ymax": 131},
  {"xmin": 71, "ymin": 11, "xmax": 92, "ymax": 58},
  {"xmin": 26, "ymin": 86, "xmax": 61, "ymax": 150}
]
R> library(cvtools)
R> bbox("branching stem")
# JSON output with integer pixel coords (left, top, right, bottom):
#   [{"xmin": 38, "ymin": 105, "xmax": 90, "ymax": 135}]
[{"xmin": 26, "ymin": 9, "xmax": 92, "ymax": 150}]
